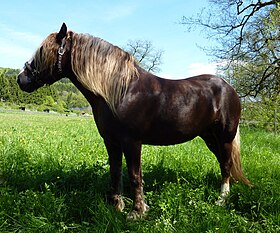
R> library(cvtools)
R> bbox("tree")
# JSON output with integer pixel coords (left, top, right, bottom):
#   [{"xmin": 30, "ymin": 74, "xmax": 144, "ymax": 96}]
[
  {"xmin": 124, "ymin": 40, "xmax": 163, "ymax": 73},
  {"xmin": 0, "ymin": 73, "xmax": 11, "ymax": 101},
  {"xmin": 44, "ymin": 96, "xmax": 55, "ymax": 107},
  {"xmin": 65, "ymin": 92, "xmax": 88, "ymax": 109},
  {"xmin": 181, "ymin": 0, "xmax": 280, "ymax": 98}
]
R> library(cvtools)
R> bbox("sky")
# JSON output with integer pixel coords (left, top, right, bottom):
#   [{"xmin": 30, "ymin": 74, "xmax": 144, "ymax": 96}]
[{"xmin": 0, "ymin": 0, "xmax": 217, "ymax": 79}]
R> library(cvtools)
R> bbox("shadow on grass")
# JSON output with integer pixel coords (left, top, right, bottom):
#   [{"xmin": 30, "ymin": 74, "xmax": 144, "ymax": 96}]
[
  {"xmin": 1, "ymin": 148, "xmax": 118, "ymax": 226},
  {"xmin": 145, "ymin": 164, "xmax": 221, "ymax": 189},
  {"xmin": 3, "ymin": 146, "xmax": 222, "ymax": 202},
  {"xmin": 3, "ymin": 154, "xmax": 110, "ymax": 195},
  {"xmin": 3, "ymin": 145, "xmax": 276, "ymax": 228}
]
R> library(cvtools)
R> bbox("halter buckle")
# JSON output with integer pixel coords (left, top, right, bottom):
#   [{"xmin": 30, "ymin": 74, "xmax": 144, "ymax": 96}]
[
  {"xmin": 58, "ymin": 37, "xmax": 66, "ymax": 55},
  {"xmin": 58, "ymin": 46, "xmax": 65, "ymax": 56}
]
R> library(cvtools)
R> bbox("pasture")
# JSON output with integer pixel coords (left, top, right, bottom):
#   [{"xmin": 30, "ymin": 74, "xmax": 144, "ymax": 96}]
[{"xmin": 0, "ymin": 111, "xmax": 279, "ymax": 232}]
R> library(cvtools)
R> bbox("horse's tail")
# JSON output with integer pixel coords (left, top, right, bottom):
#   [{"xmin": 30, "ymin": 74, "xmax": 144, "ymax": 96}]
[{"xmin": 230, "ymin": 125, "xmax": 252, "ymax": 186}]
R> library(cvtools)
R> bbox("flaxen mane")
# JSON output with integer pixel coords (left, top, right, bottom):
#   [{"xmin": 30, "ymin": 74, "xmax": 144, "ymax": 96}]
[
  {"xmin": 71, "ymin": 33, "xmax": 139, "ymax": 114},
  {"xmin": 32, "ymin": 32, "xmax": 139, "ymax": 114},
  {"xmin": 33, "ymin": 33, "xmax": 61, "ymax": 74}
]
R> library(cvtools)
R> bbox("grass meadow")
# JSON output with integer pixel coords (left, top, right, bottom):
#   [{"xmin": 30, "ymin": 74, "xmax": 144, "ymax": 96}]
[{"xmin": 0, "ymin": 111, "xmax": 279, "ymax": 232}]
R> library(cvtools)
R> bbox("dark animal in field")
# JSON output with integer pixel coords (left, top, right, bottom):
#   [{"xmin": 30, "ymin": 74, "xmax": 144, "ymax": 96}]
[{"xmin": 17, "ymin": 23, "xmax": 250, "ymax": 219}]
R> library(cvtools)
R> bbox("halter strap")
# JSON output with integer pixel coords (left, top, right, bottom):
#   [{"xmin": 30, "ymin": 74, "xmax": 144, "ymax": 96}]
[
  {"xmin": 24, "ymin": 61, "xmax": 44, "ymax": 86},
  {"xmin": 57, "ymin": 37, "xmax": 66, "ymax": 73}
]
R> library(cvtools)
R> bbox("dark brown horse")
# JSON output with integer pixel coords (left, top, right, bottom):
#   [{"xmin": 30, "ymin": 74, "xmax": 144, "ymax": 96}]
[{"xmin": 17, "ymin": 23, "xmax": 250, "ymax": 219}]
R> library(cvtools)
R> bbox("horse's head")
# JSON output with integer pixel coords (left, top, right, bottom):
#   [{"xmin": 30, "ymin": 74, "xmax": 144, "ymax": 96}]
[{"xmin": 17, "ymin": 23, "xmax": 71, "ymax": 92}]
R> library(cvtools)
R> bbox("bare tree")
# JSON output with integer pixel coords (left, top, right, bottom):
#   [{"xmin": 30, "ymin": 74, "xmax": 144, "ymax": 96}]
[
  {"xmin": 181, "ymin": 0, "xmax": 280, "ymax": 98},
  {"xmin": 124, "ymin": 40, "xmax": 163, "ymax": 73}
]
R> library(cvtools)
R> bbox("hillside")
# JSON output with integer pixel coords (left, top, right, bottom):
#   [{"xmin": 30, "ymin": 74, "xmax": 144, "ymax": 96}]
[{"xmin": 0, "ymin": 67, "xmax": 90, "ymax": 114}]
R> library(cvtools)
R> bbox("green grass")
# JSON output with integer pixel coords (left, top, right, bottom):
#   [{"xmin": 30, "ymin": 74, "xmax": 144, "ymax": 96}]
[{"xmin": 0, "ymin": 111, "xmax": 279, "ymax": 232}]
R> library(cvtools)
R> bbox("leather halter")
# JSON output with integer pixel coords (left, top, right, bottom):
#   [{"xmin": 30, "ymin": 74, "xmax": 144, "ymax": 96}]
[
  {"xmin": 57, "ymin": 37, "xmax": 66, "ymax": 73},
  {"xmin": 24, "ymin": 61, "xmax": 44, "ymax": 86}
]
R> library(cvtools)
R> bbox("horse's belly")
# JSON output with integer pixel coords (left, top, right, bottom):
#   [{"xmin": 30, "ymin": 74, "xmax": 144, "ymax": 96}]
[{"xmin": 142, "ymin": 128, "xmax": 197, "ymax": 146}]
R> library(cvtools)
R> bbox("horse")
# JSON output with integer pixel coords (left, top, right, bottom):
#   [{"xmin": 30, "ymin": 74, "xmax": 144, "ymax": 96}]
[{"xmin": 17, "ymin": 23, "xmax": 250, "ymax": 219}]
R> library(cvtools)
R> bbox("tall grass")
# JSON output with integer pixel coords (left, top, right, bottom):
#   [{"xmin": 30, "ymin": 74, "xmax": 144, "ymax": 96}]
[{"xmin": 0, "ymin": 111, "xmax": 279, "ymax": 232}]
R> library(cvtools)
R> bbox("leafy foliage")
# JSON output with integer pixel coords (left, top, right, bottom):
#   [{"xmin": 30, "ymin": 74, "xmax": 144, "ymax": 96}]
[
  {"xmin": 182, "ymin": 0, "xmax": 280, "ymax": 98},
  {"xmin": 241, "ymin": 96, "xmax": 280, "ymax": 133},
  {"xmin": 0, "ymin": 68, "xmax": 89, "ymax": 113}
]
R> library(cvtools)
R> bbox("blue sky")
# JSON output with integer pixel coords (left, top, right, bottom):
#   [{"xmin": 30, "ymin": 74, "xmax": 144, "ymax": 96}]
[{"xmin": 0, "ymin": 0, "xmax": 216, "ymax": 78}]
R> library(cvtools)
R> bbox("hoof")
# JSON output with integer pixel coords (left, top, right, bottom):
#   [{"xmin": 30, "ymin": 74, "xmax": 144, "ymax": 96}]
[
  {"xmin": 127, "ymin": 204, "xmax": 149, "ymax": 220},
  {"xmin": 127, "ymin": 210, "xmax": 142, "ymax": 220},
  {"xmin": 115, "ymin": 198, "xmax": 125, "ymax": 212},
  {"xmin": 216, "ymin": 197, "xmax": 226, "ymax": 206},
  {"xmin": 216, "ymin": 192, "xmax": 229, "ymax": 206},
  {"xmin": 109, "ymin": 195, "xmax": 125, "ymax": 212}
]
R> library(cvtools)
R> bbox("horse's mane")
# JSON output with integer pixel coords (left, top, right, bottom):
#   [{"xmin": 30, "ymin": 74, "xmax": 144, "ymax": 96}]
[
  {"xmin": 33, "ymin": 33, "xmax": 58, "ymax": 75},
  {"xmin": 33, "ymin": 31, "xmax": 139, "ymax": 115},
  {"xmin": 71, "ymin": 33, "xmax": 139, "ymax": 114}
]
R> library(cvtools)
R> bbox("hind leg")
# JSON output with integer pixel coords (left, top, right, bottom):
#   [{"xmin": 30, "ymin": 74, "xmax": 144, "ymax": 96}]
[
  {"xmin": 202, "ymin": 135, "xmax": 232, "ymax": 205},
  {"xmin": 216, "ymin": 142, "xmax": 234, "ymax": 205}
]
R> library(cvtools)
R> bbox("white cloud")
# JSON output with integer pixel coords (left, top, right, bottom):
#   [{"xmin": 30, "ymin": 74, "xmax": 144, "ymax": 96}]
[
  {"xmin": 0, "ymin": 40, "xmax": 32, "ymax": 57},
  {"xmin": 159, "ymin": 62, "xmax": 218, "ymax": 80},
  {"xmin": 0, "ymin": 38, "xmax": 34, "ymax": 68},
  {"xmin": 0, "ymin": 23, "xmax": 42, "ymax": 45},
  {"xmin": 186, "ymin": 62, "xmax": 217, "ymax": 77}
]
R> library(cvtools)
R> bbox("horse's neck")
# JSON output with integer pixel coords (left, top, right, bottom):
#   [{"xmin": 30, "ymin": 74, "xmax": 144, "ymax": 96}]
[
  {"xmin": 68, "ymin": 65, "xmax": 161, "ymax": 114},
  {"xmin": 68, "ymin": 74, "xmax": 97, "ymax": 106}
]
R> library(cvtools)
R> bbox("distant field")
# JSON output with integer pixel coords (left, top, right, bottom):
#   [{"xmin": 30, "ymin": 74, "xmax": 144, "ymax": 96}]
[{"xmin": 0, "ymin": 111, "xmax": 279, "ymax": 232}]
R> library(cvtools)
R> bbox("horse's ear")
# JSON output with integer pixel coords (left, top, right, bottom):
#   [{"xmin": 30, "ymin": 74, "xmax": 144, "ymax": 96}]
[{"xmin": 56, "ymin": 23, "xmax": 67, "ymax": 42}]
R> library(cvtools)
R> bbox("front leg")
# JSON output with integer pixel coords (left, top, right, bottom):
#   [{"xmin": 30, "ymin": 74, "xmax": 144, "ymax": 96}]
[
  {"xmin": 104, "ymin": 140, "xmax": 125, "ymax": 212},
  {"xmin": 122, "ymin": 140, "xmax": 149, "ymax": 219}
]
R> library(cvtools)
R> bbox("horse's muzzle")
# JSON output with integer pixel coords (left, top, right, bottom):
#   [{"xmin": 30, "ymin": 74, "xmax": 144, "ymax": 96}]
[{"xmin": 17, "ymin": 72, "xmax": 38, "ymax": 93}]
